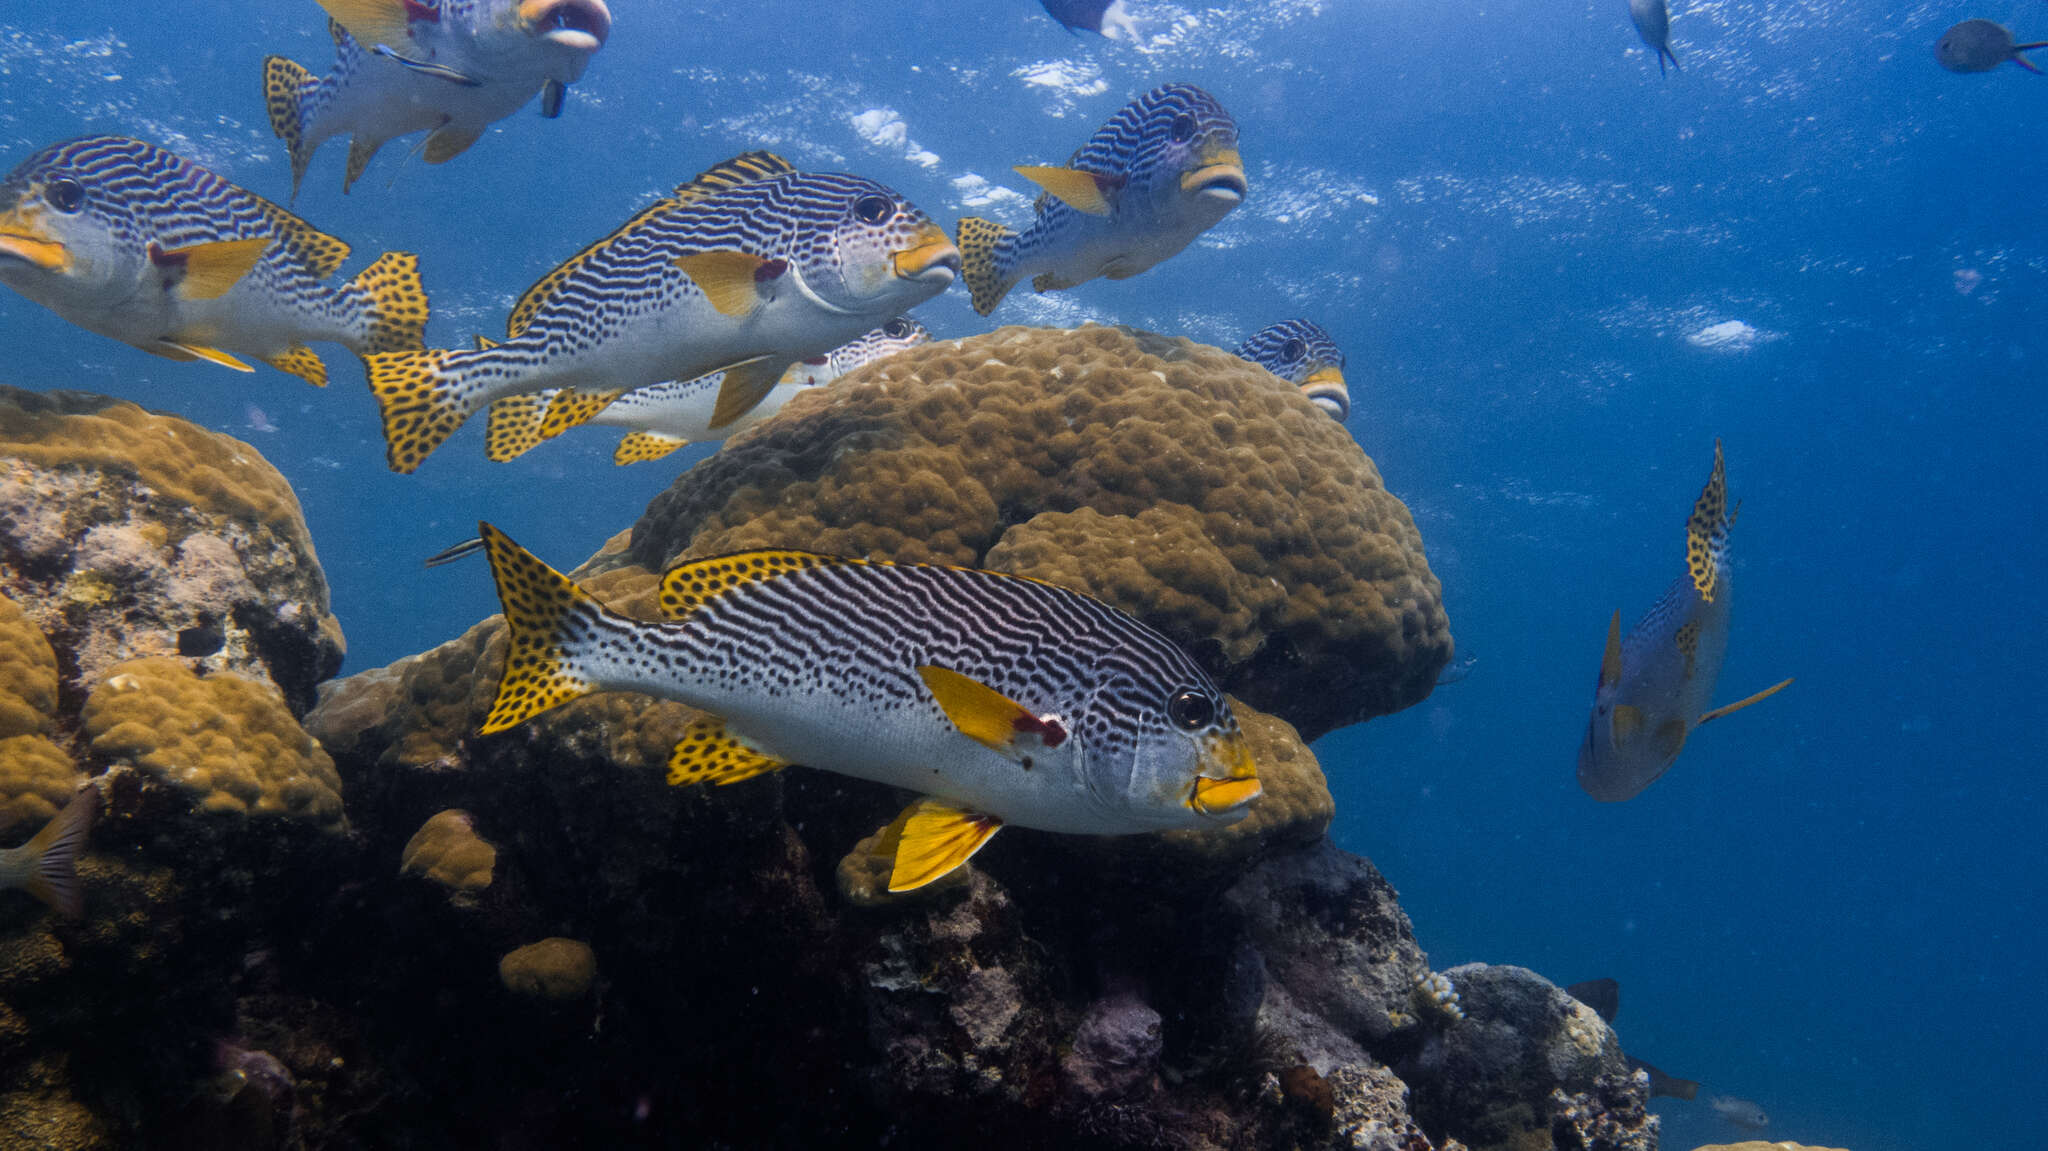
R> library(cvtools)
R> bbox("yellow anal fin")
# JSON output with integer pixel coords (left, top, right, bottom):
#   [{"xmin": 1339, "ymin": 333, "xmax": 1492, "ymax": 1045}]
[
  {"xmin": 706, "ymin": 356, "xmax": 785, "ymax": 430},
  {"xmin": 614, "ymin": 431, "xmax": 687, "ymax": 465},
  {"xmin": 657, "ymin": 548, "xmax": 844, "ymax": 620},
  {"xmin": 157, "ymin": 341, "xmax": 254, "ymax": 372},
  {"xmin": 1696, "ymin": 677, "xmax": 1794, "ymax": 726},
  {"xmin": 484, "ymin": 392, "xmax": 549, "ymax": 462},
  {"xmin": 540, "ymin": 386, "xmax": 624, "ymax": 439},
  {"xmin": 675, "ymin": 251, "xmax": 781, "ymax": 318},
  {"xmin": 155, "ymin": 237, "xmax": 272, "ymax": 301},
  {"xmin": 475, "ymin": 522, "xmax": 603, "ymax": 733},
  {"xmin": 1686, "ymin": 439, "xmax": 1729, "ymax": 602},
  {"xmin": 665, "ymin": 715, "xmax": 788, "ymax": 787},
  {"xmin": 1014, "ymin": 164, "xmax": 1114, "ymax": 216},
  {"xmin": 423, "ymin": 123, "xmax": 482, "ymax": 165},
  {"xmin": 315, "ymin": 0, "xmax": 417, "ymax": 52},
  {"xmin": 671, "ymin": 151, "xmax": 795, "ymax": 203},
  {"xmin": 955, "ymin": 216, "xmax": 1015, "ymax": 316},
  {"xmin": 916, "ymin": 665, "xmax": 1065, "ymax": 756},
  {"xmin": 882, "ymin": 798, "xmax": 1004, "ymax": 893},
  {"xmin": 260, "ymin": 344, "xmax": 328, "ymax": 387}
]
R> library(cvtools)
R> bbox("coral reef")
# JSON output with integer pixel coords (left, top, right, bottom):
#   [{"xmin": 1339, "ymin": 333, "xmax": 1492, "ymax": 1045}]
[
  {"xmin": 399, "ymin": 809, "xmax": 497, "ymax": 902},
  {"xmin": 0, "ymin": 387, "xmax": 343, "ymax": 714},
  {"xmin": 81, "ymin": 657, "xmax": 345, "ymax": 831},
  {"xmin": 592, "ymin": 324, "xmax": 1451, "ymax": 741},
  {"xmin": 498, "ymin": 938, "xmax": 597, "ymax": 1000},
  {"xmin": 1690, "ymin": 1145, "xmax": 1852, "ymax": 1151}
]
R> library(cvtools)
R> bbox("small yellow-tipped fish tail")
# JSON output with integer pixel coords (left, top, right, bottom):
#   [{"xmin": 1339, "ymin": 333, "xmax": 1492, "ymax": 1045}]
[
  {"xmin": 260, "ymin": 344, "xmax": 330, "ymax": 388},
  {"xmin": 956, "ymin": 216, "xmax": 1017, "ymax": 317},
  {"xmin": 476, "ymin": 523, "xmax": 608, "ymax": 734},
  {"xmin": 614, "ymin": 431, "xmax": 687, "ymax": 465},
  {"xmin": 349, "ymin": 251, "xmax": 430, "ymax": 355},
  {"xmin": 539, "ymin": 387, "xmax": 624, "ymax": 440},
  {"xmin": 364, "ymin": 348, "xmax": 470, "ymax": 473},
  {"xmin": 263, "ymin": 55, "xmax": 317, "ymax": 200},
  {"xmin": 1686, "ymin": 439, "xmax": 1730, "ymax": 602},
  {"xmin": 484, "ymin": 393, "xmax": 549, "ymax": 462},
  {"xmin": 10, "ymin": 784, "xmax": 97, "ymax": 919}
]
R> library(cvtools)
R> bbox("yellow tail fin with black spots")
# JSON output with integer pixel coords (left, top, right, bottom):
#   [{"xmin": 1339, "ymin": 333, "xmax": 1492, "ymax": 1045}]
[
  {"xmin": 349, "ymin": 251, "xmax": 429, "ymax": 355},
  {"xmin": 476, "ymin": 523, "xmax": 611, "ymax": 734},
  {"xmin": 363, "ymin": 348, "xmax": 470, "ymax": 473},
  {"xmin": 1685, "ymin": 439, "xmax": 1731, "ymax": 603}
]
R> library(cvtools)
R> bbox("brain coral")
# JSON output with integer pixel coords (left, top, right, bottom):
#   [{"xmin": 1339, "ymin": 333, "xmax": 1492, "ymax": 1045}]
[
  {"xmin": 80, "ymin": 657, "xmax": 345, "ymax": 832},
  {"xmin": 0, "ymin": 387, "xmax": 343, "ymax": 713},
  {"xmin": 600, "ymin": 325, "xmax": 1449, "ymax": 740}
]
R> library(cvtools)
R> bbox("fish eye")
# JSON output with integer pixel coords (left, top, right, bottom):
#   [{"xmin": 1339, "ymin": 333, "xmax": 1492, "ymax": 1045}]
[
  {"xmin": 883, "ymin": 318, "xmax": 910, "ymax": 338},
  {"xmin": 43, "ymin": 179, "xmax": 85, "ymax": 213},
  {"xmin": 1168, "ymin": 114, "xmax": 1197, "ymax": 144},
  {"xmin": 1165, "ymin": 688, "xmax": 1214, "ymax": 730},
  {"xmin": 1281, "ymin": 338, "xmax": 1306, "ymax": 361},
  {"xmin": 853, "ymin": 194, "xmax": 892, "ymax": 224}
]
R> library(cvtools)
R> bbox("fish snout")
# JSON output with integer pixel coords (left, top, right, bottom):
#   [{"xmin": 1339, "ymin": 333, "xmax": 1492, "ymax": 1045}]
[
  {"xmin": 1301, "ymin": 365, "xmax": 1346, "ymax": 390},
  {"xmin": 1300, "ymin": 367, "xmax": 1349, "ymax": 420},
  {"xmin": 892, "ymin": 225, "xmax": 961, "ymax": 286},
  {"xmin": 1181, "ymin": 147, "xmax": 1247, "ymax": 204},
  {"xmin": 0, "ymin": 205, "xmax": 70, "ymax": 274},
  {"xmin": 1188, "ymin": 731, "xmax": 1261, "ymax": 818},
  {"xmin": 520, "ymin": 0, "xmax": 611, "ymax": 51}
]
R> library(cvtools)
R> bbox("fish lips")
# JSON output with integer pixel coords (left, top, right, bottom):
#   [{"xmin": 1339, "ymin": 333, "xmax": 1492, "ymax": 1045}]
[
  {"xmin": 0, "ymin": 212, "xmax": 69, "ymax": 274},
  {"xmin": 891, "ymin": 230, "xmax": 962, "ymax": 287},
  {"xmin": 521, "ymin": 0, "xmax": 612, "ymax": 52},
  {"xmin": 1188, "ymin": 733, "xmax": 1262, "ymax": 818},
  {"xmin": 1180, "ymin": 161, "xmax": 1248, "ymax": 205}
]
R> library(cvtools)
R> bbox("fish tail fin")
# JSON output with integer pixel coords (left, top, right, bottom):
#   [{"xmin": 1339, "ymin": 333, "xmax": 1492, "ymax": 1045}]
[
  {"xmin": 363, "ymin": 348, "xmax": 476, "ymax": 473},
  {"xmin": 475, "ymin": 523, "xmax": 614, "ymax": 734},
  {"xmin": 956, "ymin": 217, "xmax": 1018, "ymax": 316},
  {"xmin": 262, "ymin": 56, "xmax": 318, "ymax": 201},
  {"xmin": 484, "ymin": 391, "xmax": 551, "ymax": 462},
  {"xmin": 2013, "ymin": 47, "xmax": 2044, "ymax": 74},
  {"xmin": 17, "ymin": 784, "xmax": 98, "ymax": 918},
  {"xmin": 347, "ymin": 251, "xmax": 430, "ymax": 354},
  {"xmin": 1685, "ymin": 439, "xmax": 1731, "ymax": 601},
  {"xmin": 1660, "ymin": 45, "xmax": 1680, "ymax": 74}
]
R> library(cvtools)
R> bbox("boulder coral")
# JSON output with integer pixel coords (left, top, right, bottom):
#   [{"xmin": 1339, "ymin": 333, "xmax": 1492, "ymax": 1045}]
[
  {"xmin": 399, "ymin": 809, "xmax": 498, "ymax": 899},
  {"xmin": 0, "ymin": 596, "xmax": 80, "ymax": 834},
  {"xmin": 498, "ymin": 938, "xmax": 597, "ymax": 1000},
  {"xmin": 595, "ymin": 324, "xmax": 1451, "ymax": 741},
  {"xmin": 0, "ymin": 387, "xmax": 343, "ymax": 713},
  {"xmin": 80, "ymin": 657, "xmax": 345, "ymax": 831}
]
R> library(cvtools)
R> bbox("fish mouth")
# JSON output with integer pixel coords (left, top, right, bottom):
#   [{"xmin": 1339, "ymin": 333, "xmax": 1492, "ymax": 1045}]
[
  {"xmin": 1188, "ymin": 732, "xmax": 1261, "ymax": 817},
  {"xmin": 1301, "ymin": 366, "xmax": 1346, "ymax": 390},
  {"xmin": 1180, "ymin": 150, "xmax": 1248, "ymax": 204},
  {"xmin": 891, "ymin": 226, "xmax": 961, "ymax": 286},
  {"xmin": 0, "ymin": 214, "xmax": 68, "ymax": 273},
  {"xmin": 521, "ymin": 0, "xmax": 611, "ymax": 51}
]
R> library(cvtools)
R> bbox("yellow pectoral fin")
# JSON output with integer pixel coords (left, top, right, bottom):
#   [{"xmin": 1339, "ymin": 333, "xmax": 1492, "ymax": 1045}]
[
  {"xmin": 1696, "ymin": 677, "xmax": 1794, "ymax": 726},
  {"xmin": 156, "ymin": 341, "xmax": 255, "ymax": 372},
  {"xmin": 1610, "ymin": 703, "xmax": 1644, "ymax": 747},
  {"xmin": 706, "ymin": 356, "xmax": 785, "ymax": 430},
  {"xmin": 884, "ymin": 798, "xmax": 1004, "ymax": 893},
  {"xmin": 916, "ymin": 665, "xmax": 1065, "ymax": 755},
  {"xmin": 1014, "ymin": 165, "xmax": 1114, "ymax": 216},
  {"xmin": 666, "ymin": 715, "xmax": 788, "ymax": 787},
  {"xmin": 315, "ymin": 0, "xmax": 416, "ymax": 50},
  {"xmin": 1600, "ymin": 610, "xmax": 1624, "ymax": 689},
  {"xmin": 161, "ymin": 237, "xmax": 273, "ymax": 300},
  {"xmin": 675, "ymin": 251, "xmax": 773, "ymax": 317}
]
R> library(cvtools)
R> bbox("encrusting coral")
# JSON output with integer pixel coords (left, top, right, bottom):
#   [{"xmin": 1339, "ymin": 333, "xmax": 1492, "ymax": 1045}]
[
  {"xmin": 498, "ymin": 938, "xmax": 597, "ymax": 1000},
  {"xmin": 0, "ymin": 387, "xmax": 344, "ymax": 713},
  {"xmin": 399, "ymin": 809, "xmax": 498, "ymax": 899},
  {"xmin": 80, "ymin": 657, "xmax": 345, "ymax": 831},
  {"xmin": 595, "ymin": 324, "xmax": 1451, "ymax": 741}
]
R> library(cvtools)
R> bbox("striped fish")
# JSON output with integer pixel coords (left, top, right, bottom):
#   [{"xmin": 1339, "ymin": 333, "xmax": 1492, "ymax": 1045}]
[
  {"xmin": 957, "ymin": 83, "xmax": 1246, "ymax": 316},
  {"xmin": 363, "ymin": 151, "xmax": 959, "ymax": 473},
  {"xmin": 1578, "ymin": 442, "xmax": 1792, "ymax": 802},
  {"xmin": 264, "ymin": 0, "xmax": 612, "ymax": 197},
  {"xmin": 484, "ymin": 316, "xmax": 932, "ymax": 465},
  {"xmin": 1235, "ymin": 319, "xmax": 1349, "ymax": 421},
  {"xmin": 475, "ymin": 524, "xmax": 1263, "ymax": 892},
  {"xmin": 0, "ymin": 136, "xmax": 428, "ymax": 387}
]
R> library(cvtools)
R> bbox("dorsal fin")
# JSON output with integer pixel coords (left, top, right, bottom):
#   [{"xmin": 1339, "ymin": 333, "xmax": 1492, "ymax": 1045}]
[
  {"xmin": 670, "ymin": 151, "xmax": 794, "ymax": 203},
  {"xmin": 657, "ymin": 549, "xmax": 853, "ymax": 621},
  {"xmin": 254, "ymin": 200, "xmax": 352, "ymax": 280},
  {"xmin": 1685, "ymin": 439, "xmax": 1730, "ymax": 602}
]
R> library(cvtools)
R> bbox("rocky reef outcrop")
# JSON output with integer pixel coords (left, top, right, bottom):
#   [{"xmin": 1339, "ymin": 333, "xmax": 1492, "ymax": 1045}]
[{"xmin": 0, "ymin": 340, "xmax": 1681, "ymax": 1150}]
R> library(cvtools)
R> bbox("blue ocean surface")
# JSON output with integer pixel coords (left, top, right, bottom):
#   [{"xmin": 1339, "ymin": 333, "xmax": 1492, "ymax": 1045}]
[{"xmin": 2, "ymin": 2, "xmax": 2041, "ymax": 1148}]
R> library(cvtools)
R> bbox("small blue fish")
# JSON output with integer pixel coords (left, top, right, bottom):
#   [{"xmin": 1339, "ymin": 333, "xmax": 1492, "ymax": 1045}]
[
  {"xmin": 1627, "ymin": 0, "xmax": 1680, "ymax": 76},
  {"xmin": 1577, "ymin": 442, "xmax": 1792, "ymax": 802},
  {"xmin": 1935, "ymin": 19, "xmax": 2046, "ymax": 74},
  {"xmin": 957, "ymin": 83, "xmax": 1246, "ymax": 316},
  {"xmin": 264, "ymin": 0, "xmax": 613, "ymax": 196},
  {"xmin": 1234, "ymin": 319, "xmax": 1349, "ymax": 421},
  {"xmin": 0, "ymin": 783, "xmax": 96, "ymax": 919},
  {"xmin": 1037, "ymin": 0, "xmax": 1139, "ymax": 40},
  {"xmin": 1707, "ymin": 1094, "xmax": 1770, "ymax": 1131}
]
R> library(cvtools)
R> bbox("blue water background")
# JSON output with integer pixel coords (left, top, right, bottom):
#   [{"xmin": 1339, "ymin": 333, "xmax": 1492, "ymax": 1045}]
[{"xmin": 3, "ymin": 2, "xmax": 2041, "ymax": 1147}]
